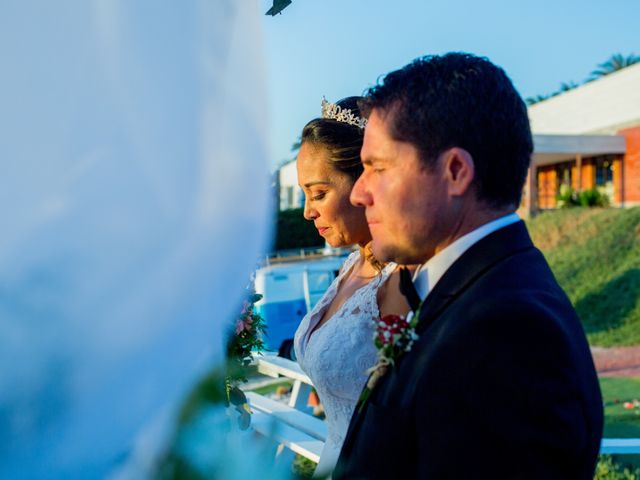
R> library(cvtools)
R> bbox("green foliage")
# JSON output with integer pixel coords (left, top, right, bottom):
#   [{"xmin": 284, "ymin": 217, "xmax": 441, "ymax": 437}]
[
  {"xmin": 591, "ymin": 53, "xmax": 640, "ymax": 80},
  {"xmin": 600, "ymin": 377, "xmax": 640, "ymax": 439},
  {"xmin": 595, "ymin": 378, "xmax": 640, "ymax": 477},
  {"xmin": 557, "ymin": 186, "xmax": 610, "ymax": 208},
  {"xmin": 526, "ymin": 93, "xmax": 551, "ymax": 105},
  {"xmin": 557, "ymin": 184, "xmax": 580, "ymax": 208},
  {"xmin": 527, "ymin": 52, "xmax": 639, "ymax": 105},
  {"xmin": 579, "ymin": 188, "xmax": 611, "ymax": 207},
  {"xmin": 250, "ymin": 379, "xmax": 293, "ymax": 396},
  {"xmin": 595, "ymin": 456, "xmax": 640, "ymax": 480},
  {"xmin": 226, "ymin": 293, "xmax": 267, "ymax": 374},
  {"xmin": 275, "ymin": 208, "xmax": 324, "ymax": 251},
  {"xmin": 292, "ymin": 455, "xmax": 317, "ymax": 479},
  {"xmin": 527, "ymin": 207, "xmax": 640, "ymax": 346},
  {"xmin": 222, "ymin": 291, "xmax": 267, "ymax": 430},
  {"xmin": 154, "ymin": 291, "xmax": 270, "ymax": 477}
]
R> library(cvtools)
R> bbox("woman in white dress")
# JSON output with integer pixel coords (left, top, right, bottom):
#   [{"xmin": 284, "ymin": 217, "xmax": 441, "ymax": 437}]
[{"xmin": 293, "ymin": 97, "xmax": 412, "ymax": 477}]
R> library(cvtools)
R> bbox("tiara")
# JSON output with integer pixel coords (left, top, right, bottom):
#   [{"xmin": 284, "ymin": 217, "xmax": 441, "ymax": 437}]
[{"xmin": 321, "ymin": 97, "xmax": 367, "ymax": 129}]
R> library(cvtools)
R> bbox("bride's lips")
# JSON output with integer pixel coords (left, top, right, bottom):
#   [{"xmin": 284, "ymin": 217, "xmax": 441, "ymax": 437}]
[{"xmin": 317, "ymin": 226, "xmax": 330, "ymax": 235}]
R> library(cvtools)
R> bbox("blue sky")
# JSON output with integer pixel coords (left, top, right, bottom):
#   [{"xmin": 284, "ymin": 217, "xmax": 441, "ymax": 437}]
[{"xmin": 262, "ymin": 0, "xmax": 640, "ymax": 169}]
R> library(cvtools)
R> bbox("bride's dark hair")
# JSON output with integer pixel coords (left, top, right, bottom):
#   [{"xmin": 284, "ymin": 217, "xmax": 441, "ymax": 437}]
[{"xmin": 300, "ymin": 96, "xmax": 364, "ymax": 182}]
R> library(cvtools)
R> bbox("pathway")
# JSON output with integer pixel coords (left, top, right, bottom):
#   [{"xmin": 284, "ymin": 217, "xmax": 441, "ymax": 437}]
[{"xmin": 592, "ymin": 345, "xmax": 640, "ymax": 377}]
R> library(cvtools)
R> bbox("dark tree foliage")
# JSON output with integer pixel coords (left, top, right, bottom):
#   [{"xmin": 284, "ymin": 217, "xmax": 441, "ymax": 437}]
[{"xmin": 275, "ymin": 208, "xmax": 324, "ymax": 251}]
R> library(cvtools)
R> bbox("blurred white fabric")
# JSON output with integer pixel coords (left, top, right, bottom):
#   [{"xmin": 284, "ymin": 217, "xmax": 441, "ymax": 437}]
[{"xmin": 0, "ymin": 0, "xmax": 272, "ymax": 478}]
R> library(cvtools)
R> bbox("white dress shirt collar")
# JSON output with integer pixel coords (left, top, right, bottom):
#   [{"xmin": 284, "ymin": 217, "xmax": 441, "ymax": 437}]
[{"xmin": 412, "ymin": 213, "xmax": 521, "ymax": 300}]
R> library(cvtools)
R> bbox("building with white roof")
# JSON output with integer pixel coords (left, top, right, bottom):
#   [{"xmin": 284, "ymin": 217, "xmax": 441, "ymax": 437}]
[
  {"xmin": 278, "ymin": 159, "xmax": 304, "ymax": 211},
  {"xmin": 523, "ymin": 62, "xmax": 640, "ymax": 213}
]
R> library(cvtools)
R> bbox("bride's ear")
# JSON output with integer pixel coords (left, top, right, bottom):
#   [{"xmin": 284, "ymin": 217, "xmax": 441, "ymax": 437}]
[{"xmin": 442, "ymin": 147, "xmax": 475, "ymax": 197}]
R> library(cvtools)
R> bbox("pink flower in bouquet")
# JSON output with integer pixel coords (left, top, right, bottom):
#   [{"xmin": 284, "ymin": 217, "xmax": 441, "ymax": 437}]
[
  {"xmin": 240, "ymin": 300, "xmax": 252, "ymax": 316},
  {"xmin": 235, "ymin": 313, "xmax": 254, "ymax": 335},
  {"xmin": 624, "ymin": 402, "xmax": 635, "ymax": 410}
]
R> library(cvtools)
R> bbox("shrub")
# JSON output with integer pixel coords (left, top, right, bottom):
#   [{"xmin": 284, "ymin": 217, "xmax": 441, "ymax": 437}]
[
  {"xmin": 595, "ymin": 455, "xmax": 640, "ymax": 479},
  {"xmin": 556, "ymin": 185, "xmax": 610, "ymax": 208},
  {"xmin": 579, "ymin": 188, "xmax": 610, "ymax": 207},
  {"xmin": 557, "ymin": 184, "xmax": 580, "ymax": 208}
]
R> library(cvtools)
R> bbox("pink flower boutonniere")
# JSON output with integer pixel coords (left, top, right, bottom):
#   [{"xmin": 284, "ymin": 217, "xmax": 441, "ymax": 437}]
[{"xmin": 358, "ymin": 312, "xmax": 419, "ymax": 411}]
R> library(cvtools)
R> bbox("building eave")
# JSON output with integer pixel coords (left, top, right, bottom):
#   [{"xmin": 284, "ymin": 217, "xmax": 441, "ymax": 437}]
[{"xmin": 532, "ymin": 133, "xmax": 626, "ymax": 167}]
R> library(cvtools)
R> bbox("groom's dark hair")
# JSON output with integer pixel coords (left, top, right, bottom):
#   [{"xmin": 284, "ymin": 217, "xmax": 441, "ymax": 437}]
[{"xmin": 361, "ymin": 52, "xmax": 533, "ymax": 209}]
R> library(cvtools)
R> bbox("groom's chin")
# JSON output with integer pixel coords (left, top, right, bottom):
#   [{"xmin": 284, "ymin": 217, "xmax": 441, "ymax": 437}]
[
  {"xmin": 373, "ymin": 241, "xmax": 428, "ymax": 266},
  {"xmin": 372, "ymin": 242, "xmax": 407, "ymax": 265}
]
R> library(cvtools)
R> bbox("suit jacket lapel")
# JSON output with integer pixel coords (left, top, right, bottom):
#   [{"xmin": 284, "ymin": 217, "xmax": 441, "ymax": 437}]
[
  {"xmin": 416, "ymin": 220, "xmax": 534, "ymax": 334},
  {"xmin": 339, "ymin": 221, "xmax": 534, "ymax": 462}
]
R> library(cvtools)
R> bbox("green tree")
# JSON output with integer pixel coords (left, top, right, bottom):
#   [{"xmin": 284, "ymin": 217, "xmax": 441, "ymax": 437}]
[
  {"xmin": 559, "ymin": 81, "xmax": 579, "ymax": 92},
  {"xmin": 525, "ymin": 93, "xmax": 551, "ymax": 106},
  {"xmin": 590, "ymin": 53, "xmax": 640, "ymax": 79},
  {"xmin": 274, "ymin": 208, "xmax": 324, "ymax": 251}
]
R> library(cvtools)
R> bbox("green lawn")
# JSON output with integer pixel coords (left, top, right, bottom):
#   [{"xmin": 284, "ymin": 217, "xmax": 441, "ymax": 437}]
[
  {"xmin": 250, "ymin": 379, "xmax": 293, "ymax": 396},
  {"xmin": 527, "ymin": 207, "xmax": 640, "ymax": 347},
  {"xmin": 598, "ymin": 377, "xmax": 640, "ymax": 477},
  {"xmin": 601, "ymin": 377, "xmax": 640, "ymax": 438}
]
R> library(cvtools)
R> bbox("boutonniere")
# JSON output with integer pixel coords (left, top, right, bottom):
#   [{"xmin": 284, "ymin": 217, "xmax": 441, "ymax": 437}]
[{"xmin": 358, "ymin": 311, "xmax": 419, "ymax": 411}]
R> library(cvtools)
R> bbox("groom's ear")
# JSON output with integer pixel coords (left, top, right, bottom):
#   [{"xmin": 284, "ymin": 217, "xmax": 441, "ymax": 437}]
[{"xmin": 441, "ymin": 147, "xmax": 475, "ymax": 197}]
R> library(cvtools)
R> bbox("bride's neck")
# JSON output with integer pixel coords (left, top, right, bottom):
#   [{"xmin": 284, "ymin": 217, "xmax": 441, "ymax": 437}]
[{"xmin": 353, "ymin": 245, "xmax": 378, "ymax": 278}]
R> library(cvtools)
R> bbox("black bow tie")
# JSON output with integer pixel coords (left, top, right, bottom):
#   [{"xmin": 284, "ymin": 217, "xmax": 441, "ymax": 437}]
[{"xmin": 399, "ymin": 266, "xmax": 421, "ymax": 313}]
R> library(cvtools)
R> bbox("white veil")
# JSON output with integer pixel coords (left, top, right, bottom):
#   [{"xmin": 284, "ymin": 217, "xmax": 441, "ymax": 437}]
[{"xmin": 0, "ymin": 0, "xmax": 273, "ymax": 477}]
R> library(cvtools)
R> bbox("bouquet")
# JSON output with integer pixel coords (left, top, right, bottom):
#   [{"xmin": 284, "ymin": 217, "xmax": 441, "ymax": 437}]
[{"xmin": 225, "ymin": 290, "xmax": 267, "ymax": 429}]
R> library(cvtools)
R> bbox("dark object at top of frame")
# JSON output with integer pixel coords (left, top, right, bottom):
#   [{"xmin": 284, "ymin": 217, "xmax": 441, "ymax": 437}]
[{"xmin": 266, "ymin": 0, "xmax": 292, "ymax": 16}]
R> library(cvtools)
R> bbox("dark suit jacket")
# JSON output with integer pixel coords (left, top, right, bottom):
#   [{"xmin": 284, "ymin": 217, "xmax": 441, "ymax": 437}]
[{"xmin": 334, "ymin": 221, "xmax": 603, "ymax": 479}]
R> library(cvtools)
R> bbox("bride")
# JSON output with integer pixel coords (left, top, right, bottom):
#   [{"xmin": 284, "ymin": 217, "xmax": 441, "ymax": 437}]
[{"xmin": 293, "ymin": 97, "xmax": 412, "ymax": 477}]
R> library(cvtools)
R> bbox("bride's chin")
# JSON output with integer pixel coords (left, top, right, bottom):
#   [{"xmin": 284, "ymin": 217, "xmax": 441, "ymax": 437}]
[{"xmin": 325, "ymin": 236, "xmax": 348, "ymax": 249}]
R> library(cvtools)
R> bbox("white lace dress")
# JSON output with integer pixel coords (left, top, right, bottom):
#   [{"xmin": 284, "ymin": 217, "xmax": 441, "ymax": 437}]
[{"xmin": 294, "ymin": 251, "xmax": 396, "ymax": 477}]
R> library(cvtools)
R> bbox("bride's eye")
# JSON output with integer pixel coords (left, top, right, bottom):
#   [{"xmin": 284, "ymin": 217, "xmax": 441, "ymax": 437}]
[{"xmin": 311, "ymin": 192, "xmax": 326, "ymax": 201}]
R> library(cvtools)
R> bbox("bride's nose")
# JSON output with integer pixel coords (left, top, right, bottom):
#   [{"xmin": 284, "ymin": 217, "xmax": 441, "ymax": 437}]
[{"xmin": 303, "ymin": 197, "xmax": 319, "ymax": 220}]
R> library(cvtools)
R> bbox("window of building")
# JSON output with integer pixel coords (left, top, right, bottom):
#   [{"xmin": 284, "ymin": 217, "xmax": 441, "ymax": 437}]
[
  {"xmin": 595, "ymin": 156, "xmax": 613, "ymax": 187},
  {"xmin": 556, "ymin": 161, "xmax": 573, "ymax": 189},
  {"xmin": 594, "ymin": 155, "xmax": 614, "ymax": 202}
]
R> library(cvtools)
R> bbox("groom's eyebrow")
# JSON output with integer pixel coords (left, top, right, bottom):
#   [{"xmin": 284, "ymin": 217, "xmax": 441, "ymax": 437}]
[{"xmin": 363, "ymin": 155, "xmax": 388, "ymax": 165}]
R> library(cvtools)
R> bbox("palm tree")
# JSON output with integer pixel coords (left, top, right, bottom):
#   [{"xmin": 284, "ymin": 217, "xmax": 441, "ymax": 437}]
[
  {"xmin": 590, "ymin": 53, "xmax": 640, "ymax": 79},
  {"xmin": 559, "ymin": 81, "xmax": 579, "ymax": 92},
  {"xmin": 526, "ymin": 94, "xmax": 551, "ymax": 106}
]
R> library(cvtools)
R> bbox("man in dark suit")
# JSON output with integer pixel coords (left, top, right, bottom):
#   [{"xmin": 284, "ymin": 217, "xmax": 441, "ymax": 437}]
[{"xmin": 334, "ymin": 53, "xmax": 603, "ymax": 479}]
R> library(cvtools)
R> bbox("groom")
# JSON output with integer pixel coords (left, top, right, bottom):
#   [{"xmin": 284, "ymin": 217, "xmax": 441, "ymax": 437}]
[{"xmin": 334, "ymin": 53, "xmax": 603, "ymax": 479}]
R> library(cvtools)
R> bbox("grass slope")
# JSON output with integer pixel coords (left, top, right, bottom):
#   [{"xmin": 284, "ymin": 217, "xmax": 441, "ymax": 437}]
[{"xmin": 527, "ymin": 207, "xmax": 640, "ymax": 347}]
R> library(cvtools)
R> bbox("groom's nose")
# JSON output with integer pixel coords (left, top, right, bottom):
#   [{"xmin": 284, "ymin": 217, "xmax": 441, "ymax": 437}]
[{"xmin": 350, "ymin": 173, "xmax": 371, "ymax": 207}]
